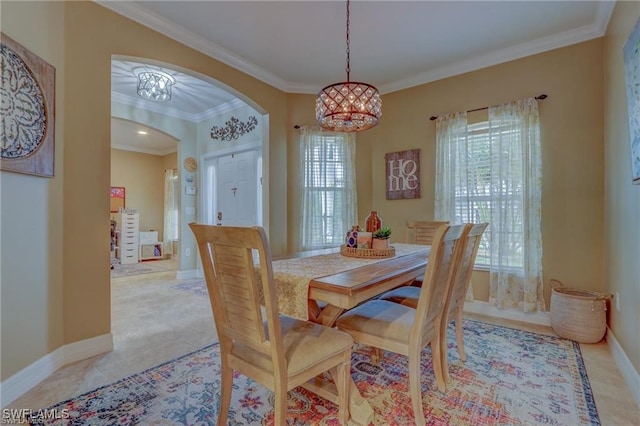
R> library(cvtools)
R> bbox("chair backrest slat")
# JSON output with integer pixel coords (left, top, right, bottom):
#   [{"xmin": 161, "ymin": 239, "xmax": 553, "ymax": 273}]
[
  {"xmin": 406, "ymin": 220, "xmax": 450, "ymax": 245},
  {"xmin": 412, "ymin": 224, "xmax": 469, "ymax": 342},
  {"xmin": 447, "ymin": 223, "xmax": 489, "ymax": 314},
  {"xmin": 190, "ymin": 224, "xmax": 280, "ymax": 357}
]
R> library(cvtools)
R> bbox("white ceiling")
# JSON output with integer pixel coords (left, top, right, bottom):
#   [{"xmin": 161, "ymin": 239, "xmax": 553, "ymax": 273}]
[{"xmin": 106, "ymin": 0, "xmax": 615, "ymax": 154}]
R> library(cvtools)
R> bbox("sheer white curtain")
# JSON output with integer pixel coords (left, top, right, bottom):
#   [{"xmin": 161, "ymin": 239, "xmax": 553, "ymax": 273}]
[
  {"xmin": 488, "ymin": 98, "xmax": 543, "ymax": 312},
  {"xmin": 300, "ymin": 127, "xmax": 357, "ymax": 250},
  {"xmin": 434, "ymin": 99, "xmax": 544, "ymax": 312},
  {"xmin": 163, "ymin": 169, "xmax": 178, "ymax": 255},
  {"xmin": 434, "ymin": 112, "xmax": 468, "ymax": 222},
  {"xmin": 434, "ymin": 112, "xmax": 473, "ymax": 299}
]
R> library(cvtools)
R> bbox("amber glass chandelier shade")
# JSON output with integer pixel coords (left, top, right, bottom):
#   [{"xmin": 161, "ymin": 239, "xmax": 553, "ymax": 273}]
[{"xmin": 316, "ymin": 81, "xmax": 382, "ymax": 132}]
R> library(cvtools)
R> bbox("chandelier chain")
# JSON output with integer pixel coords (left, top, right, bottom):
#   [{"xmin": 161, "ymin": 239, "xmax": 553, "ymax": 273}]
[
  {"xmin": 315, "ymin": 0, "xmax": 381, "ymax": 132},
  {"xmin": 345, "ymin": 0, "xmax": 350, "ymax": 81}
]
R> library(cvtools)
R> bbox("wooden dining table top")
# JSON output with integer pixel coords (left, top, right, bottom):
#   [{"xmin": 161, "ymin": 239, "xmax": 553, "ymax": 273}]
[{"xmin": 273, "ymin": 243, "xmax": 430, "ymax": 324}]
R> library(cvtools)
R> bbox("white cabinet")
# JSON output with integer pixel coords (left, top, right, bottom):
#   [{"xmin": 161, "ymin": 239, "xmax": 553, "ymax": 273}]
[
  {"xmin": 115, "ymin": 212, "xmax": 139, "ymax": 264},
  {"xmin": 139, "ymin": 231, "xmax": 164, "ymax": 261},
  {"xmin": 139, "ymin": 242, "xmax": 164, "ymax": 261}
]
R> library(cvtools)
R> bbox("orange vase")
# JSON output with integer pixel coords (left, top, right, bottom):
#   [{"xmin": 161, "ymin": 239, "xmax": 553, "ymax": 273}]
[{"xmin": 365, "ymin": 211, "xmax": 382, "ymax": 233}]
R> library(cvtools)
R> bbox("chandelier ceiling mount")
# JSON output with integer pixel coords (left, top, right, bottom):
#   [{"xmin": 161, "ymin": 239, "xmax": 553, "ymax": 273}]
[
  {"xmin": 315, "ymin": 0, "xmax": 381, "ymax": 132},
  {"xmin": 134, "ymin": 68, "xmax": 175, "ymax": 102}
]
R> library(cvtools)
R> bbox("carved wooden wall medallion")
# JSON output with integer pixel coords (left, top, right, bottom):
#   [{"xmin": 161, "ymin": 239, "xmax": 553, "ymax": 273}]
[{"xmin": 1, "ymin": 33, "xmax": 55, "ymax": 177}]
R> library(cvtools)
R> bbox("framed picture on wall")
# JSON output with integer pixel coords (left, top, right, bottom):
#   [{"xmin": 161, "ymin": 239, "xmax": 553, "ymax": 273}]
[
  {"xmin": 0, "ymin": 32, "xmax": 56, "ymax": 177},
  {"xmin": 110, "ymin": 187, "xmax": 125, "ymax": 212},
  {"xmin": 385, "ymin": 149, "xmax": 420, "ymax": 200},
  {"xmin": 623, "ymin": 18, "xmax": 640, "ymax": 184}
]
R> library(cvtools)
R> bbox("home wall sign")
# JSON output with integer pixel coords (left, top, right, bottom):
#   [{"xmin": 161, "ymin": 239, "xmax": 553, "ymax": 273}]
[
  {"xmin": 0, "ymin": 33, "xmax": 55, "ymax": 177},
  {"xmin": 385, "ymin": 149, "xmax": 420, "ymax": 200},
  {"xmin": 210, "ymin": 116, "xmax": 258, "ymax": 141}
]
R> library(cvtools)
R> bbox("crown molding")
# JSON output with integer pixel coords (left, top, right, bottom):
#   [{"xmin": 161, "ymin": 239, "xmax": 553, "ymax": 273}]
[
  {"xmin": 381, "ymin": 4, "xmax": 615, "ymax": 95},
  {"xmin": 111, "ymin": 92, "xmax": 247, "ymax": 123},
  {"xmin": 193, "ymin": 98, "xmax": 249, "ymax": 121},
  {"xmin": 111, "ymin": 92, "xmax": 197, "ymax": 121},
  {"xmin": 97, "ymin": 0, "xmax": 616, "ymax": 96},
  {"xmin": 96, "ymin": 0, "xmax": 289, "ymax": 92},
  {"xmin": 111, "ymin": 143, "xmax": 177, "ymax": 157}
]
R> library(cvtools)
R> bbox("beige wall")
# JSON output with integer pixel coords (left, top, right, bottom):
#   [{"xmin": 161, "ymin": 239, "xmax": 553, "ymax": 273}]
[
  {"xmin": 2, "ymin": 0, "xmax": 637, "ymax": 389},
  {"xmin": 1, "ymin": 1, "xmax": 288, "ymax": 381},
  {"xmin": 367, "ymin": 40, "xmax": 605, "ymax": 308},
  {"xmin": 288, "ymin": 40, "xmax": 605, "ymax": 310},
  {"xmin": 110, "ymin": 149, "xmax": 169, "ymax": 241},
  {"xmin": 61, "ymin": 0, "xmax": 287, "ymax": 349},
  {"xmin": 1, "ymin": 1, "xmax": 66, "ymax": 382},
  {"xmin": 604, "ymin": 1, "xmax": 640, "ymax": 373}
]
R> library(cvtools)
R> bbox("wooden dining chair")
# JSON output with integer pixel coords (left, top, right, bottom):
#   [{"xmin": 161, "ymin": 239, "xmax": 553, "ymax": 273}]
[
  {"xmin": 378, "ymin": 223, "xmax": 488, "ymax": 384},
  {"xmin": 335, "ymin": 224, "xmax": 467, "ymax": 426},
  {"xmin": 406, "ymin": 220, "xmax": 450, "ymax": 245},
  {"xmin": 405, "ymin": 220, "xmax": 449, "ymax": 286},
  {"xmin": 189, "ymin": 224, "xmax": 353, "ymax": 425}
]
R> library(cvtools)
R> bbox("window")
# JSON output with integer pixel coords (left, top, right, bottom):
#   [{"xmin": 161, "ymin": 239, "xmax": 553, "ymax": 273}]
[
  {"xmin": 435, "ymin": 98, "xmax": 543, "ymax": 312},
  {"xmin": 300, "ymin": 128, "xmax": 357, "ymax": 250},
  {"xmin": 164, "ymin": 169, "xmax": 179, "ymax": 245},
  {"xmin": 451, "ymin": 121, "xmax": 524, "ymax": 268}
]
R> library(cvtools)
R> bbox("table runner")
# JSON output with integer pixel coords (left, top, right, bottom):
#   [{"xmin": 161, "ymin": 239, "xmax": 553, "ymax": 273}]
[{"xmin": 270, "ymin": 243, "xmax": 429, "ymax": 320}]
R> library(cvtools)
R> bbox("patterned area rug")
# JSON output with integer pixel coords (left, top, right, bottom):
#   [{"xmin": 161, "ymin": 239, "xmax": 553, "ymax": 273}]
[
  {"xmin": 110, "ymin": 261, "xmax": 173, "ymax": 279},
  {"xmin": 169, "ymin": 279, "xmax": 208, "ymax": 297},
  {"xmin": 33, "ymin": 320, "xmax": 599, "ymax": 425}
]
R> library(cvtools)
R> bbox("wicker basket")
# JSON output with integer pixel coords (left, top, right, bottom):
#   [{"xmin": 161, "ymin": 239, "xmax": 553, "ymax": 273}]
[
  {"xmin": 340, "ymin": 244, "xmax": 395, "ymax": 258},
  {"xmin": 550, "ymin": 281, "xmax": 612, "ymax": 343}
]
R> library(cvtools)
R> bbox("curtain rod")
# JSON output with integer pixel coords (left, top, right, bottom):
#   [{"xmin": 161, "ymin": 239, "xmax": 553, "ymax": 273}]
[{"xmin": 429, "ymin": 94, "xmax": 548, "ymax": 121}]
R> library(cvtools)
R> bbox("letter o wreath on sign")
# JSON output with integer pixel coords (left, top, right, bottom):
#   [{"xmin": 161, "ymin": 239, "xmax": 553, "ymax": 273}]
[{"xmin": 385, "ymin": 149, "xmax": 420, "ymax": 200}]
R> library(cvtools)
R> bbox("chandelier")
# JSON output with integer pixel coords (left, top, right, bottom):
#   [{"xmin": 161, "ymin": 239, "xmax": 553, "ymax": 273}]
[
  {"xmin": 315, "ymin": 0, "xmax": 381, "ymax": 132},
  {"xmin": 136, "ymin": 70, "xmax": 175, "ymax": 102}
]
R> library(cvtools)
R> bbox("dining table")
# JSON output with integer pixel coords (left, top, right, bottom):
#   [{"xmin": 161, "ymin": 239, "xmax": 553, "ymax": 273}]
[{"xmin": 270, "ymin": 243, "xmax": 431, "ymax": 425}]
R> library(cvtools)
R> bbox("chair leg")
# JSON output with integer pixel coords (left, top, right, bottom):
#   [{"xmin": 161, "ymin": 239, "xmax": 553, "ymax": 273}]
[
  {"xmin": 334, "ymin": 357, "xmax": 351, "ymax": 425},
  {"xmin": 408, "ymin": 349, "xmax": 426, "ymax": 426},
  {"xmin": 273, "ymin": 382, "xmax": 288, "ymax": 426},
  {"xmin": 371, "ymin": 347, "xmax": 383, "ymax": 364},
  {"xmin": 432, "ymin": 334, "xmax": 447, "ymax": 393},
  {"xmin": 218, "ymin": 359, "xmax": 233, "ymax": 425},
  {"xmin": 456, "ymin": 307, "xmax": 467, "ymax": 362},
  {"xmin": 439, "ymin": 320, "xmax": 451, "ymax": 384}
]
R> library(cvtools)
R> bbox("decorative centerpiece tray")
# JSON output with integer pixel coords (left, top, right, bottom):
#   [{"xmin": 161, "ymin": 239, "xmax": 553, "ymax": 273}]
[{"xmin": 340, "ymin": 244, "xmax": 395, "ymax": 258}]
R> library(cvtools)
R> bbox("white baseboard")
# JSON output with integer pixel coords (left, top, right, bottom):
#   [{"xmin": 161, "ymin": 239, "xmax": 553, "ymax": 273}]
[
  {"xmin": 0, "ymin": 333, "xmax": 113, "ymax": 408},
  {"xmin": 176, "ymin": 269, "xmax": 198, "ymax": 280},
  {"xmin": 606, "ymin": 327, "xmax": 640, "ymax": 408},
  {"xmin": 463, "ymin": 300, "xmax": 551, "ymax": 326}
]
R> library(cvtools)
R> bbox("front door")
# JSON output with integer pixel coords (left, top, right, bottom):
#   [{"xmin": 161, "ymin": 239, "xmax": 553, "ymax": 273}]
[{"xmin": 202, "ymin": 149, "xmax": 261, "ymax": 227}]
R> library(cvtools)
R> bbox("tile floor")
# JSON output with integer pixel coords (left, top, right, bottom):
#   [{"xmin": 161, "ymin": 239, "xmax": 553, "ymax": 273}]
[{"xmin": 7, "ymin": 261, "xmax": 640, "ymax": 425}]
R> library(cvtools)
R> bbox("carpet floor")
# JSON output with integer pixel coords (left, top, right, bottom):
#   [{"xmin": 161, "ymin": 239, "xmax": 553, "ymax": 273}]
[{"xmin": 32, "ymin": 319, "xmax": 598, "ymax": 425}]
